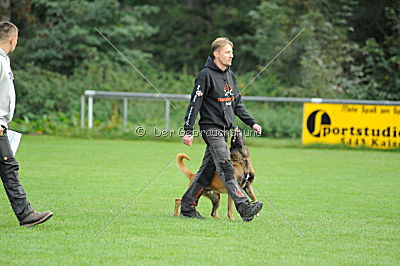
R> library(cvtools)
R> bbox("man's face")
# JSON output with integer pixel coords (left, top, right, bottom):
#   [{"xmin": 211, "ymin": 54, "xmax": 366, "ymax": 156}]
[
  {"xmin": 9, "ymin": 32, "xmax": 18, "ymax": 54},
  {"xmin": 214, "ymin": 43, "xmax": 233, "ymax": 67}
]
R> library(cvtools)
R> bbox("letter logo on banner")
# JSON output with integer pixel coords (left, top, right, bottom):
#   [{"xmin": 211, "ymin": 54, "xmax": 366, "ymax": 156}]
[{"xmin": 306, "ymin": 110, "xmax": 331, "ymax": 137}]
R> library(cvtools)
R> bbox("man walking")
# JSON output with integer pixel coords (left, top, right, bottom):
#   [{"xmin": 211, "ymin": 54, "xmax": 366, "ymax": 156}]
[
  {"xmin": 0, "ymin": 21, "xmax": 53, "ymax": 227},
  {"xmin": 181, "ymin": 37, "xmax": 263, "ymax": 221}
]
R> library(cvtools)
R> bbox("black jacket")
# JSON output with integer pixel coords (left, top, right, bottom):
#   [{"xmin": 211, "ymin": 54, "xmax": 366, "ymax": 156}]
[{"xmin": 184, "ymin": 56, "xmax": 257, "ymax": 134}]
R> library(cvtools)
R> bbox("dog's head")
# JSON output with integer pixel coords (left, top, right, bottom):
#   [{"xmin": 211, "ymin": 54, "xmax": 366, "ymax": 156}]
[
  {"xmin": 230, "ymin": 127, "xmax": 249, "ymax": 158},
  {"xmin": 230, "ymin": 127, "xmax": 255, "ymax": 189},
  {"xmin": 230, "ymin": 126, "xmax": 247, "ymax": 154}
]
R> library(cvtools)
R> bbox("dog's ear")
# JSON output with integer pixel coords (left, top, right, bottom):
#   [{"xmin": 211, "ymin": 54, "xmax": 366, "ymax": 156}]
[
  {"xmin": 233, "ymin": 126, "xmax": 239, "ymax": 136},
  {"xmin": 231, "ymin": 127, "xmax": 238, "ymax": 143},
  {"xmin": 237, "ymin": 127, "xmax": 245, "ymax": 144}
]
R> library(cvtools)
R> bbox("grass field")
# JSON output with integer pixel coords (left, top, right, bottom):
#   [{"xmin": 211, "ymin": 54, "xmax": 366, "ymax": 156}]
[{"xmin": 0, "ymin": 135, "xmax": 399, "ymax": 265}]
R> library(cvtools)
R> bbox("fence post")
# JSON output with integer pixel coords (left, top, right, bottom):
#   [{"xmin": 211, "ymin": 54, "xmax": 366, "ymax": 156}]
[
  {"xmin": 165, "ymin": 100, "xmax": 170, "ymax": 131},
  {"xmin": 88, "ymin": 96, "xmax": 93, "ymax": 129},
  {"xmin": 123, "ymin": 98, "xmax": 128, "ymax": 129},
  {"xmin": 81, "ymin": 95, "xmax": 85, "ymax": 128}
]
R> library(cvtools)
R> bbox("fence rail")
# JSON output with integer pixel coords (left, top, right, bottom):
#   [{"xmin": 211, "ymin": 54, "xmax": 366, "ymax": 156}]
[{"xmin": 81, "ymin": 90, "xmax": 400, "ymax": 129}]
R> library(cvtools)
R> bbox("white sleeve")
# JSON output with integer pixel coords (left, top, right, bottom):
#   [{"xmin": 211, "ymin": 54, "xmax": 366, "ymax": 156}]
[{"xmin": 0, "ymin": 58, "xmax": 10, "ymax": 127}]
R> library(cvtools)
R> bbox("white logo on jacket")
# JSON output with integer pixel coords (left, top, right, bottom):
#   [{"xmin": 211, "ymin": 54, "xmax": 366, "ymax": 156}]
[{"xmin": 192, "ymin": 85, "xmax": 202, "ymax": 102}]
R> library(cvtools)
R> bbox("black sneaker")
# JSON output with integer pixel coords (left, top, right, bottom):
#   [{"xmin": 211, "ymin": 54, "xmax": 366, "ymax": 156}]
[
  {"xmin": 20, "ymin": 210, "xmax": 53, "ymax": 227},
  {"xmin": 180, "ymin": 210, "xmax": 206, "ymax": 219},
  {"xmin": 239, "ymin": 201, "xmax": 263, "ymax": 222}
]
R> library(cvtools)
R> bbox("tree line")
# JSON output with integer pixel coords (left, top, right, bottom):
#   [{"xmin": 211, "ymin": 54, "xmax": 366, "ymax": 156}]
[{"xmin": 4, "ymin": 0, "xmax": 399, "ymax": 132}]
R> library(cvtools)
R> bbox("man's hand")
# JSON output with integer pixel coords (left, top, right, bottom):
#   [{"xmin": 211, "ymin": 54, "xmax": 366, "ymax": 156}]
[
  {"xmin": 0, "ymin": 127, "xmax": 3, "ymax": 136},
  {"xmin": 252, "ymin": 124, "xmax": 262, "ymax": 135},
  {"xmin": 182, "ymin": 134, "xmax": 193, "ymax": 146}
]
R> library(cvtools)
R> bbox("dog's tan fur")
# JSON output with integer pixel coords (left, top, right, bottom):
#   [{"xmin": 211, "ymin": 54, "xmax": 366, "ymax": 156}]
[{"xmin": 174, "ymin": 133, "xmax": 258, "ymax": 220}]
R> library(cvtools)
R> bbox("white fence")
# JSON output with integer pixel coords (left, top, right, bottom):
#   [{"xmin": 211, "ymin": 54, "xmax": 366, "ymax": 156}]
[{"xmin": 81, "ymin": 90, "xmax": 400, "ymax": 130}]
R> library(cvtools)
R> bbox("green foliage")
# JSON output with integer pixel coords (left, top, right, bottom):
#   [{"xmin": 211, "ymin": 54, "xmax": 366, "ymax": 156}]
[
  {"xmin": 241, "ymin": 1, "xmax": 303, "ymax": 86},
  {"xmin": 235, "ymin": 102, "xmax": 303, "ymax": 138},
  {"xmin": 13, "ymin": 65, "xmax": 80, "ymax": 119},
  {"xmin": 240, "ymin": 0, "xmax": 399, "ymax": 100},
  {"xmin": 347, "ymin": 5, "xmax": 400, "ymax": 100},
  {"xmin": 243, "ymin": 0, "xmax": 363, "ymax": 98},
  {"xmin": 13, "ymin": 56, "xmax": 302, "ymax": 138},
  {"xmin": 299, "ymin": 7, "xmax": 358, "ymax": 98},
  {"xmin": 236, "ymin": 71, "xmax": 284, "ymax": 96},
  {"xmin": 136, "ymin": 0, "xmax": 259, "ymax": 74},
  {"xmin": 8, "ymin": 0, "xmax": 400, "ymax": 137},
  {"xmin": 11, "ymin": 113, "xmax": 79, "ymax": 135},
  {"xmin": 12, "ymin": 0, "xmax": 159, "ymax": 74}
]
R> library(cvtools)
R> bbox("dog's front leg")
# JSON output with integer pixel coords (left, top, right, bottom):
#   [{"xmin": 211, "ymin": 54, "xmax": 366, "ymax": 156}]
[
  {"xmin": 174, "ymin": 198, "xmax": 182, "ymax": 216},
  {"xmin": 245, "ymin": 185, "xmax": 258, "ymax": 203},
  {"xmin": 244, "ymin": 186, "xmax": 261, "ymax": 216},
  {"xmin": 228, "ymin": 195, "xmax": 235, "ymax": 220}
]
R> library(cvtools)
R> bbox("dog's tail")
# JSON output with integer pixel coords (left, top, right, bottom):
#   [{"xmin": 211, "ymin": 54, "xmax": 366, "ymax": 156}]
[{"xmin": 176, "ymin": 153, "xmax": 194, "ymax": 179}]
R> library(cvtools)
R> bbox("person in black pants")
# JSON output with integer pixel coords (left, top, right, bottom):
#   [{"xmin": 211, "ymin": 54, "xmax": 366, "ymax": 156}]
[
  {"xmin": 180, "ymin": 37, "xmax": 263, "ymax": 221},
  {"xmin": 0, "ymin": 21, "xmax": 52, "ymax": 227}
]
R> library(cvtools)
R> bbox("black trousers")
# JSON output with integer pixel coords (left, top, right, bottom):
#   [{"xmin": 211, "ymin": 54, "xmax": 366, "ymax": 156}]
[
  {"xmin": 181, "ymin": 128, "xmax": 248, "ymax": 212},
  {"xmin": 0, "ymin": 129, "xmax": 33, "ymax": 221}
]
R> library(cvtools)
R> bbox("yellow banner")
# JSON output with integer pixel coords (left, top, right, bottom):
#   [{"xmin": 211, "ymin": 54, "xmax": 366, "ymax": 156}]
[{"xmin": 302, "ymin": 103, "xmax": 400, "ymax": 149}]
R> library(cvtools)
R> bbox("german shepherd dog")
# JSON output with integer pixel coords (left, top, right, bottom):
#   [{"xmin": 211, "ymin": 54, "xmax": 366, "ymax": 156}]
[{"xmin": 174, "ymin": 127, "xmax": 258, "ymax": 220}]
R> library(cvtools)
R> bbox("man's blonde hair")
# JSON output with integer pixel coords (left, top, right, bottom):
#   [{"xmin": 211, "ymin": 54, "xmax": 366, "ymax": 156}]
[
  {"xmin": 0, "ymin": 21, "xmax": 18, "ymax": 42},
  {"xmin": 211, "ymin": 37, "xmax": 233, "ymax": 53}
]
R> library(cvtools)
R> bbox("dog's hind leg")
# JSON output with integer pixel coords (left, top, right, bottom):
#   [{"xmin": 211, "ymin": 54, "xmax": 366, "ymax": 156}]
[
  {"xmin": 205, "ymin": 192, "xmax": 221, "ymax": 219},
  {"xmin": 228, "ymin": 195, "xmax": 235, "ymax": 220},
  {"xmin": 174, "ymin": 198, "xmax": 181, "ymax": 216}
]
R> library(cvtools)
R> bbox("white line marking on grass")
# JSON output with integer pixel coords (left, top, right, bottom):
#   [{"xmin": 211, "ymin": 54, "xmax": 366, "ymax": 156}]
[
  {"xmin": 95, "ymin": 27, "xmax": 176, "ymax": 109},
  {"xmin": 95, "ymin": 158, "xmax": 175, "ymax": 238}
]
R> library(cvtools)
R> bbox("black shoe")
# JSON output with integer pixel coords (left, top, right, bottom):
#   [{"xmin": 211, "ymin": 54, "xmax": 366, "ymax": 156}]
[
  {"xmin": 180, "ymin": 210, "xmax": 206, "ymax": 219},
  {"xmin": 20, "ymin": 210, "xmax": 53, "ymax": 227},
  {"xmin": 239, "ymin": 201, "xmax": 263, "ymax": 222}
]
